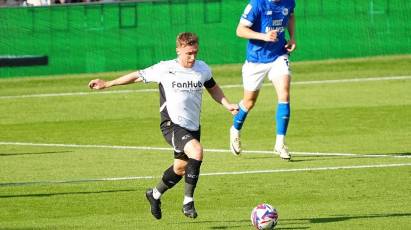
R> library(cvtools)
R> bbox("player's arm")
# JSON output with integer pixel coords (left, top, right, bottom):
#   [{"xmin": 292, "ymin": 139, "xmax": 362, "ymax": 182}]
[
  {"xmin": 206, "ymin": 83, "xmax": 239, "ymax": 115},
  {"xmin": 285, "ymin": 13, "xmax": 296, "ymax": 52},
  {"xmin": 236, "ymin": 23, "xmax": 278, "ymax": 42},
  {"xmin": 88, "ymin": 71, "xmax": 143, "ymax": 90}
]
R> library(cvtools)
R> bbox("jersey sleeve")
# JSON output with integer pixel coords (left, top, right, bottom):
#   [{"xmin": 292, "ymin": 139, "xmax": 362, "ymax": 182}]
[
  {"xmin": 239, "ymin": 0, "xmax": 260, "ymax": 27},
  {"xmin": 204, "ymin": 62, "xmax": 213, "ymax": 81},
  {"xmin": 138, "ymin": 62, "xmax": 165, "ymax": 83},
  {"xmin": 204, "ymin": 77, "xmax": 216, "ymax": 89},
  {"xmin": 200, "ymin": 61, "xmax": 215, "ymax": 88}
]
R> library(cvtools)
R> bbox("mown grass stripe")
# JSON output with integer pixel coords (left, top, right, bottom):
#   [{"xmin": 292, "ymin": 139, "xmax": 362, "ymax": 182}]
[
  {"xmin": 1, "ymin": 163, "xmax": 410, "ymax": 187},
  {"xmin": 0, "ymin": 141, "xmax": 410, "ymax": 158},
  {"xmin": 0, "ymin": 75, "xmax": 410, "ymax": 99}
]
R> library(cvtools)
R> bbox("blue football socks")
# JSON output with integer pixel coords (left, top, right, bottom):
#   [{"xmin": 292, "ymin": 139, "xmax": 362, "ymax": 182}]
[
  {"xmin": 276, "ymin": 102, "xmax": 290, "ymax": 135},
  {"xmin": 233, "ymin": 101, "xmax": 248, "ymax": 130}
]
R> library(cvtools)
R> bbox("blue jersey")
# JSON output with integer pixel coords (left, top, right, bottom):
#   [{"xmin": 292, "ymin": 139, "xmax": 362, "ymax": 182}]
[{"xmin": 240, "ymin": 0, "xmax": 295, "ymax": 63}]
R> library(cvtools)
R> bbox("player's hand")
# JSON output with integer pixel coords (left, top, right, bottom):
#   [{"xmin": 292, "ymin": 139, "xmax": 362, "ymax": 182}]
[
  {"xmin": 227, "ymin": 104, "xmax": 240, "ymax": 115},
  {"xmin": 88, "ymin": 79, "xmax": 107, "ymax": 90},
  {"xmin": 263, "ymin": 30, "xmax": 279, "ymax": 42},
  {"xmin": 285, "ymin": 39, "xmax": 296, "ymax": 53}
]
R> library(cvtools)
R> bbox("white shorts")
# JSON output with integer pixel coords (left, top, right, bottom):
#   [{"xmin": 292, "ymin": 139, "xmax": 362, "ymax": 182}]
[{"xmin": 242, "ymin": 54, "xmax": 291, "ymax": 91}]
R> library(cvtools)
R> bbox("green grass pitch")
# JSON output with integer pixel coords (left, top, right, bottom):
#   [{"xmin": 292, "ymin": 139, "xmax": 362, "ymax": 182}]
[{"xmin": 0, "ymin": 55, "xmax": 410, "ymax": 229}]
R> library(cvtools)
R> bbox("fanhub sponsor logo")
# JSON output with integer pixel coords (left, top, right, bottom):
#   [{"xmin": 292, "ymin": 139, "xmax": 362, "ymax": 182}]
[{"xmin": 172, "ymin": 81, "xmax": 203, "ymax": 88}]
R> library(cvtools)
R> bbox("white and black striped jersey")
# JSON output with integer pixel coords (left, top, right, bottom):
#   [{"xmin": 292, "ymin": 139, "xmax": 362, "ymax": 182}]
[{"xmin": 139, "ymin": 59, "xmax": 216, "ymax": 131}]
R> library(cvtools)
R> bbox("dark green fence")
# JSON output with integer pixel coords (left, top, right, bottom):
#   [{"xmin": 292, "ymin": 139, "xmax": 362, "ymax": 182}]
[{"xmin": 0, "ymin": 0, "xmax": 410, "ymax": 77}]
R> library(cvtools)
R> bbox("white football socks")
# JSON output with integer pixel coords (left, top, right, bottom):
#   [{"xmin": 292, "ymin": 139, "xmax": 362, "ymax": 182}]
[
  {"xmin": 152, "ymin": 187, "xmax": 162, "ymax": 200},
  {"xmin": 183, "ymin": 196, "xmax": 194, "ymax": 205},
  {"xmin": 275, "ymin": 134, "xmax": 285, "ymax": 148}
]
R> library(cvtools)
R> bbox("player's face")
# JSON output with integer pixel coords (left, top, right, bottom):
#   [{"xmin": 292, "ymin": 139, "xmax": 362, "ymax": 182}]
[{"xmin": 177, "ymin": 44, "xmax": 198, "ymax": 68}]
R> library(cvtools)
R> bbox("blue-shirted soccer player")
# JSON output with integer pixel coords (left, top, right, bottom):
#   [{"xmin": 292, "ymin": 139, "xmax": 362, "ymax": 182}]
[{"xmin": 230, "ymin": 0, "xmax": 296, "ymax": 160}]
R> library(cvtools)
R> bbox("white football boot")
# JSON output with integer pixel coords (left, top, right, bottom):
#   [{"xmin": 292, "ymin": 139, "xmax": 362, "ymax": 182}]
[
  {"xmin": 274, "ymin": 144, "xmax": 291, "ymax": 160},
  {"xmin": 230, "ymin": 126, "xmax": 241, "ymax": 155}
]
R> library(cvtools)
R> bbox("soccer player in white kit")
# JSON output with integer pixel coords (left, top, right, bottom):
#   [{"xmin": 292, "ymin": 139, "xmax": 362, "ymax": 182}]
[
  {"xmin": 230, "ymin": 0, "xmax": 296, "ymax": 160},
  {"xmin": 88, "ymin": 32, "xmax": 238, "ymax": 219}
]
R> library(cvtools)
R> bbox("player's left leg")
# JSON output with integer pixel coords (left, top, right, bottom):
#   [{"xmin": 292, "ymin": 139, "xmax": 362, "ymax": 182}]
[
  {"xmin": 268, "ymin": 55, "xmax": 292, "ymax": 160},
  {"xmin": 182, "ymin": 139, "xmax": 203, "ymax": 218}
]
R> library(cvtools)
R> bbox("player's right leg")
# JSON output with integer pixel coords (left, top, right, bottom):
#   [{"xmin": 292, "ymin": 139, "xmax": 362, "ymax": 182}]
[
  {"xmin": 145, "ymin": 163, "xmax": 184, "ymax": 219},
  {"xmin": 230, "ymin": 61, "xmax": 268, "ymax": 155},
  {"xmin": 146, "ymin": 121, "xmax": 185, "ymax": 219}
]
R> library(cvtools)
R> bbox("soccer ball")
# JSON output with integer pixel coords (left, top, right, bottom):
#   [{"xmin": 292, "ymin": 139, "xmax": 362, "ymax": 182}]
[{"xmin": 250, "ymin": 203, "xmax": 279, "ymax": 230}]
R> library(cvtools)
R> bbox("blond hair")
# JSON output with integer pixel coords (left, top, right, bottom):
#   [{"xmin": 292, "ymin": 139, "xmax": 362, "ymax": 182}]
[{"xmin": 176, "ymin": 32, "xmax": 199, "ymax": 48}]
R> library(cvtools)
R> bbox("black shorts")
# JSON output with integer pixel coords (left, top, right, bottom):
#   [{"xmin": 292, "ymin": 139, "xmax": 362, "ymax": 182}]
[{"xmin": 160, "ymin": 121, "xmax": 201, "ymax": 160}]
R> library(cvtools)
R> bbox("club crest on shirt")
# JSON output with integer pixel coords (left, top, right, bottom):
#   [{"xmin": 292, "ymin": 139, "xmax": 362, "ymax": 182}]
[{"xmin": 282, "ymin": 8, "xmax": 289, "ymax": 16}]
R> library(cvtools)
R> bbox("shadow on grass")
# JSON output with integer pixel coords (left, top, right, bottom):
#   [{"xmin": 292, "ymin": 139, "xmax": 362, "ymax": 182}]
[
  {"xmin": 282, "ymin": 212, "xmax": 411, "ymax": 224},
  {"xmin": 0, "ymin": 150, "xmax": 72, "ymax": 157},
  {"xmin": 0, "ymin": 189, "xmax": 136, "ymax": 199},
  {"xmin": 178, "ymin": 219, "xmax": 309, "ymax": 229},
  {"xmin": 390, "ymin": 152, "xmax": 411, "ymax": 156},
  {"xmin": 178, "ymin": 219, "xmax": 249, "ymax": 229},
  {"xmin": 273, "ymin": 152, "xmax": 411, "ymax": 162},
  {"xmin": 289, "ymin": 156, "xmax": 382, "ymax": 163},
  {"xmin": 243, "ymin": 154, "xmax": 384, "ymax": 162}
]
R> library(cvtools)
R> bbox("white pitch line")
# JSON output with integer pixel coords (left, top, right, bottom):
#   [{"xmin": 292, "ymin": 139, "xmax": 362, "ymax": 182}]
[
  {"xmin": 0, "ymin": 75, "xmax": 410, "ymax": 100},
  {"xmin": 1, "ymin": 163, "xmax": 410, "ymax": 187},
  {"xmin": 0, "ymin": 141, "xmax": 410, "ymax": 159}
]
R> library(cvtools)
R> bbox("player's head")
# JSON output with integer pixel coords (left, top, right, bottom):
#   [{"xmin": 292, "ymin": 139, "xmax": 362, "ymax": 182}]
[{"xmin": 176, "ymin": 32, "xmax": 199, "ymax": 68}]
